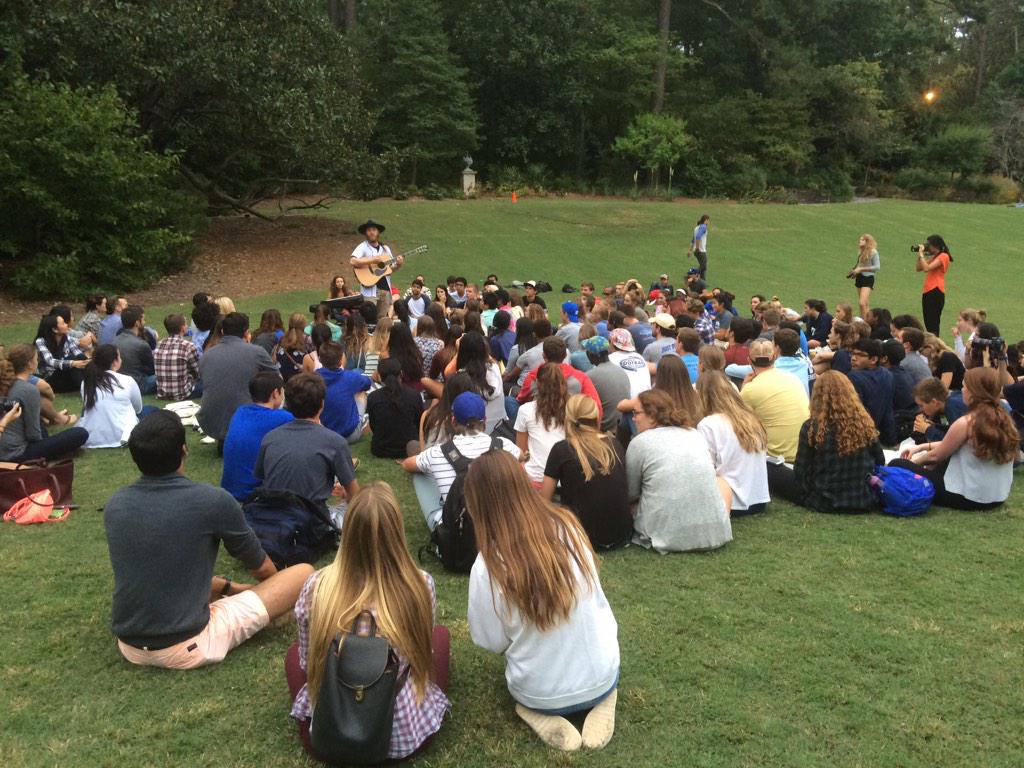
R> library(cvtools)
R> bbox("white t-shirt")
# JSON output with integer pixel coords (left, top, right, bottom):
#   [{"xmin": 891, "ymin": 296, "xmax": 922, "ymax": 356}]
[
  {"xmin": 697, "ymin": 413, "xmax": 770, "ymax": 511},
  {"xmin": 407, "ymin": 294, "xmax": 428, "ymax": 318},
  {"xmin": 351, "ymin": 240, "xmax": 393, "ymax": 299},
  {"xmin": 608, "ymin": 351, "xmax": 652, "ymax": 399},
  {"xmin": 468, "ymin": 546, "xmax": 619, "ymax": 711},
  {"xmin": 79, "ymin": 371, "xmax": 143, "ymax": 448},
  {"xmin": 415, "ymin": 432, "xmax": 520, "ymax": 502},
  {"xmin": 513, "ymin": 400, "xmax": 566, "ymax": 483}
]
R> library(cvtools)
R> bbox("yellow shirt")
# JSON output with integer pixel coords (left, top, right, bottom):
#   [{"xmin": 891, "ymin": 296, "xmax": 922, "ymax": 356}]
[{"xmin": 740, "ymin": 368, "xmax": 809, "ymax": 462}]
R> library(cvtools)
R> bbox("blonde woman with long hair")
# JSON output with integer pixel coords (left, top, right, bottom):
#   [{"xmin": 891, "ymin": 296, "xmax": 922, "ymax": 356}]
[
  {"xmin": 364, "ymin": 315, "xmax": 393, "ymax": 378},
  {"xmin": 768, "ymin": 371, "xmax": 883, "ymax": 512},
  {"xmin": 696, "ymin": 371, "xmax": 770, "ymax": 515},
  {"xmin": 466, "ymin": 450, "xmax": 620, "ymax": 752},
  {"xmin": 286, "ymin": 483, "xmax": 449, "ymax": 759},
  {"xmin": 541, "ymin": 395, "xmax": 633, "ymax": 548},
  {"xmin": 847, "ymin": 233, "xmax": 880, "ymax": 319}
]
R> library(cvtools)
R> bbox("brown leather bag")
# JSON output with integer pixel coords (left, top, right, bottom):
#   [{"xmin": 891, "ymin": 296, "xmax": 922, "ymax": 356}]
[{"xmin": 0, "ymin": 459, "xmax": 75, "ymax": 510}]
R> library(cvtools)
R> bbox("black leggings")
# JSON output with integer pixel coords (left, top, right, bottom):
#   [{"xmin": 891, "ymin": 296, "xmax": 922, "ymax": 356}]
[
  {"xmin": 886, "ymin": 458, "xmax": 1003, "ymax": 511},
  {"xmin": 922, "ymin": 288, "xmax": 944, "ymax": 336},
  {"xmin": 46, "ymin": 367, "xmax": 84, "ymax": 394}
]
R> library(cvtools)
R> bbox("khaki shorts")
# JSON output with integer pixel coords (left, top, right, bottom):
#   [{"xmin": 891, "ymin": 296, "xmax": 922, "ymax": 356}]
[{"xmin": 117, "ymin": 590, "xmax": 270, "ymax": 670}]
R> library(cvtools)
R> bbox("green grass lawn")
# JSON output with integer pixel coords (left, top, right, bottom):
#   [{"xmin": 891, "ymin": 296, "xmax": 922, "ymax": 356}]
[{"xmin": 2, "ymin": 198, "xmax": 1024, "ymax": 767}]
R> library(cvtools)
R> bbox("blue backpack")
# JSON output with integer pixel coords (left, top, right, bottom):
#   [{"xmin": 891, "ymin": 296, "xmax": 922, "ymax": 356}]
[
  {"xmin": 242, "ymin": 490, "xmax": 339, "ymax": 568},
  {"xmin": 872, "ymin": 466, "xmax": 935, "ymax": 517}
]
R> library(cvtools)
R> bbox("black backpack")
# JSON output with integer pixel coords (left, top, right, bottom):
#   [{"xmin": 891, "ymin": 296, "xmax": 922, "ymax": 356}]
[
  {"xmin": 242, "ymin": 489, "xmax": 339, "ymax": 569},
  {"xmin": 430, "ymin": 436, "xmax": 502, "ymax": 572}
]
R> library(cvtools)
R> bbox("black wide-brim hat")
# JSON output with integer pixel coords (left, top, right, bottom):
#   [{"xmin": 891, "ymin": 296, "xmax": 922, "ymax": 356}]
[{"xmin": 357, "ymin": 219, "xmax": 386, "ymax": 235}]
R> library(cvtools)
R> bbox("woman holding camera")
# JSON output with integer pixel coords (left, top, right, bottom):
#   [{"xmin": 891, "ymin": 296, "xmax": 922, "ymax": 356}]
[
  {"xmin": 915, "ymin": 235, "xmax": 952, "ymax": 336},
  {"xmin": 847, "ymin": 234, "xmax": 880, "ymax": 319}
]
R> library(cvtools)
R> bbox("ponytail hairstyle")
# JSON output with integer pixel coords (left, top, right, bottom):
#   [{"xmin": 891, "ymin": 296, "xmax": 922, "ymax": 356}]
[
  {"xmin": 535, "ymin": 362, "xmax": 568, "ymax": 431},
  {"xmin": 310, "ymin": 323, "xmax": 334, "ymax": 354},
  {"xmin": 369, "ymin": 317, "xmax": 394, "ymax": 355},
  {"xmin": 82, "ymin": 344, "xmax": 122, "ymax": 412},
  {"xmin": 963, "ymin": 368, "xmax": 1018, "ymax": 464},
  {"xmin": 424, "ymin": 302, "xmax": 447, "ymax": 334},
  {"xmin": 282, "ymin": 313, "xmax": 309, "ymax": 353},
  {"xmin": 455, "ymin": 331, "xmax": 494, "ymax": 398},
  {"xmin": 377, "ymin": 357, "xmax": 405, "ymax": 403},
  {"xmin": 392, "ymin": 298, "xmax": 411, "ymax": 327},
  {"xmin": 959, "ymin": 308, "xmax": 986, "ymax": 328},
  {"xmin": 256, "ymin": 308, "xmax": 284, "ymax": 337},
  {"xmin": 564, "ymin": 395, "xmax": 617, "ymax": 481},
  {"xmin": 926, "ymin": 234, "xmax": 952, "ymax": 262},
  {"xmin": 696, "ymin": 370, "xmax": 766, "ymax": 453},
  {"xmin": 638, "ymin": 388, "xmax": 695, "ymax": 428},
  {"xmin": 653, "ymin": 354, "xmax": 702, "ymax": 425}
]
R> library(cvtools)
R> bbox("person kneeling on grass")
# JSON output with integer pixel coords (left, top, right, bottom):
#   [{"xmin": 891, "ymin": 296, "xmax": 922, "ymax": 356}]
[
  {"xmin": 466, "ymin": 450, "xmax": 620, "ymax": 752},
  {"xmin": 286, "ymin": 482, "xmax": 450, "ymax": 761},
  {"xmin": 104, "ymin": 411, "xmax": 312, "ymax": 669}
]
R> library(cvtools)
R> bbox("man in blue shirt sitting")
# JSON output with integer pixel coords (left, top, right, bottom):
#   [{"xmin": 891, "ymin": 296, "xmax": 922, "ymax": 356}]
[
  {"xmin": 317, "ymin": 341, "xmax": 371, "ymax": 443},
  {"xmin": 848, "ymin": 338, "xmax": 897, "ymax": 446},
  {"xmin": 221, "ymin": 372, "xmax": 294, "ymax": 501}
]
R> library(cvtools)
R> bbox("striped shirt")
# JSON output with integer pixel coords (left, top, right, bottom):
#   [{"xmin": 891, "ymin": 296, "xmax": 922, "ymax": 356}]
[
  {"xmin": 290, "ymin": 571, "xmax": 450, "ymax": 759},
  {"xmin": 415, "ymin": 432, "xmax": 520, "ymax": 503}
]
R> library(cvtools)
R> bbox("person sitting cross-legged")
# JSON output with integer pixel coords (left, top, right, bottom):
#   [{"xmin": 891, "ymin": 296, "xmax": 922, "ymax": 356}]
[
  {"xmin": 767, "ymin": 371, "xmax": 884, "ymax": 513},
  {"xmin": 113, "ymin": 305, "xmax": 157, "ymax": 395},
  {"xmin": 154, "ymin": 313, "xmax": 202, "ymax": 401},
  {"xmin": 103, "ymin": 411, "xmax": 313, "ymax": 669},
  {"xmin": 255, "ymin": 373, "xmax": 359, "ymax": 517},
  {"xmin": 317, "ymin": 341, "xmax": 371, "ymax": 444},
  {"xmin": 400, "ymin": 391, "xmax": 520, "ymax": 532},
  {"xmin": 198, "ymin": 312, "xmax": 279, "ymax": 446},
  {"xmin": 285, "ymin": 482, "xmax": 450, "ymax": 760},
  {"xmin": 221, "ymin": 372, "xmax": 294, "ymax": 502},
  {"xmin": 739, "ymin": 339, "xmax": 809, "ymax": 464},
  {"xmin": 847, "ymin": 338, "xmax": 897, "ymax": 446}
]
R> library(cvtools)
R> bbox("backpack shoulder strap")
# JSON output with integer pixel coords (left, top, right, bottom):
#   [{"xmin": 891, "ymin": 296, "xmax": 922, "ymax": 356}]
[
  {"xmin": 441, "ymin": 440, "xmax": 471, "ymax": 474},
  {"xmin": 488, "ymin": 436, "xmax": 503, "ymax": 453}
]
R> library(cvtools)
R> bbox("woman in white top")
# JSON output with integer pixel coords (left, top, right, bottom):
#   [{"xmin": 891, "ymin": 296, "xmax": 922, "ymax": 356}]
[
  {"xmin": 892, "ymin": 367, "xmax": 1018, "ymax": 509},
  {"xmin": 696, "ymin": 371, "xmax": 770, "ymax": 515},
  {"xmin": 79, "ymin": 345, "xmax": 144, "ymax": 448},
  {"xmin": 951, "ymin": 307, "xmax": 985, "ymax": 364},
  {"xmin": 424, "ymin": 332, "xmax": 506, "ymax": 433},
  {"xmin": 514, "ymin": 363, "xmax": 568, "ymax": 487},
  {"xmin": 465, "ymin": 449, "xmax": 619, "ymax": 752},
  {"xmin": 626, "ymin": 389, "xmax": 733, "ymax": 553}
]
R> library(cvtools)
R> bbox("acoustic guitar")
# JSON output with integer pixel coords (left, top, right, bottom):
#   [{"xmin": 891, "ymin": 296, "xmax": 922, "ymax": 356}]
[{"xmin": 353, "ymin": 244, "xmax": 428, "ymax": 288}]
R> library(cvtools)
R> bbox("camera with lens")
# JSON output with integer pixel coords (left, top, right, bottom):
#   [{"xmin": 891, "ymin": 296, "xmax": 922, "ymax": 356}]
[
  {"xmin": 971, "ymin": 336, "xmax": 1006, "ymax": 357},
  {"xmin": 911, "ymin": 245, "xmax": 922, "ymax": 253},
  {"xmin": 0, "ymin": 398, "xmax": 18, "ymax": 415}
]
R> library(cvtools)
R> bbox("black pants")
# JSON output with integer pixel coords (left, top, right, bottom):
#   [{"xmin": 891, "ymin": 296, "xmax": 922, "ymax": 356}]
[
  {"xmin": 886, "ymin": 457, "xmax": 1002, "ymax": 511},
  {"xmin": 46, "ymin": 367, "xmax": 84, "ymax": 394},
  {"xmin": 694, "ymin": 250, "xmax": 708, "ymax": 280},
  {"xmin": 12, "ymin": 427, "xmax": 89, "ymax": 462},
  {"xmin": 766, "ymin": 462, "xmax": 802, "ymax": 505},
  {"xmin": 922, "ymin": 288, "xmax": 944, "ymax": 336}
]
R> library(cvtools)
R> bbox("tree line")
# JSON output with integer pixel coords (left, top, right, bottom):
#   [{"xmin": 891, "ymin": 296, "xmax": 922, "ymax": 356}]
[{"xmin": 1, "ymin": 0, "xmax": 1023, "ymax": 296}]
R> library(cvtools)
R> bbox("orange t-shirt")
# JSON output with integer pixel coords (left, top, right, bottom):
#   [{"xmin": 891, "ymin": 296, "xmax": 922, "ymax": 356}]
[{"xmin": 922, "ymin": 252, "xmax": 950, "ymax": 293}]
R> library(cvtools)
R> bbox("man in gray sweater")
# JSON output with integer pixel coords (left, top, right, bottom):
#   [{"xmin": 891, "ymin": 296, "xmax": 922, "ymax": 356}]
[
  {"xmin": 112, "ymin": 305, "xmax": 156, "ymax": 394},
  {"xmin": 198, "ymin": 312, "xmax": 279, "ymax": 443},
  {"xmin": 104, "ymin": 411, "xmax": 311, "ymax": 669}
]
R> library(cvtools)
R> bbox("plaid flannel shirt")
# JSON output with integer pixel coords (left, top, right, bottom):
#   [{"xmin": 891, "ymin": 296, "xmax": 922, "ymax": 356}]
[
  {"xmin": 34, "ymin": 336, "xmax": 84, "ymax": 378},
  {"xmin": 793, "ymin": 423, "xmax": 885, "ymax": 511},
  {"xmin": 154, "ymin": 335, "xmax": 200, "ymax": 400},
  {"xmin": 290, "ymin": 571, "xmax": 450, "ymax": 759},
  {"xmin": 694, "ymin": 310, "xmax": 717, "ymax": 346}
]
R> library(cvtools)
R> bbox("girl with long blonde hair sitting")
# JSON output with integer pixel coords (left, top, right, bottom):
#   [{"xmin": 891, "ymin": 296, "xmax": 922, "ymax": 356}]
[
  {"xmin": 466, "ymin": 450, "xmax": 620, "ymax": 752},
  {"xmin": 286, "ymin": 483, "xmax": 449, "ymax": 760},
  {"xmin": 696, "ymin": 371, "xmax": 770, "ymax": 515},
  {"xmin": 541, "ymin": 395, "xmax": 633, "ymax": 548}
]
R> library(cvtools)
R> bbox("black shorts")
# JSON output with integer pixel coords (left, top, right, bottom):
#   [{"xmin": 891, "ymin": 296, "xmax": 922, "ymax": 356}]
[{"xmin": 854, "ymin": 274, "xmax": 875, "ymax": 289}]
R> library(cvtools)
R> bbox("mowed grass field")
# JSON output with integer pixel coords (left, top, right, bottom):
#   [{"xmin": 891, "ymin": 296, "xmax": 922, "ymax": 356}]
[{"xmin": 2, "ymin": 198, "xmax": 1024, "ymax": 768}]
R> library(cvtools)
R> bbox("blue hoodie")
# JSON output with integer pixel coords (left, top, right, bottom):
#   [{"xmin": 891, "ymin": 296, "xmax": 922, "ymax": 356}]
[{"xmin": 318, "ymin": 367, "xmax": 372, "ymax": 438}]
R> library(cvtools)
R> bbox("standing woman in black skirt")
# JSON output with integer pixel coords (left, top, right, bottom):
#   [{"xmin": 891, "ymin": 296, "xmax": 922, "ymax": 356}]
[{"xmin": 847, "ymin": 234, "xmax": 880, "ymax": 320}]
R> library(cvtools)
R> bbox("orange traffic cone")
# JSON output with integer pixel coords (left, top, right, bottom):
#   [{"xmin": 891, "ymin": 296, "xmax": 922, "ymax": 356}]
[{"xmin": 511, "ymin": 191, "xmax": 518, "ymax": 203}]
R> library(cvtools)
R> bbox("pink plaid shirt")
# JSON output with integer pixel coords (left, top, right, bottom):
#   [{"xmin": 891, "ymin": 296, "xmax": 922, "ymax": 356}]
[{"xmin": 290, "ymin": 571, "xmax": 450, "ymax": 759}]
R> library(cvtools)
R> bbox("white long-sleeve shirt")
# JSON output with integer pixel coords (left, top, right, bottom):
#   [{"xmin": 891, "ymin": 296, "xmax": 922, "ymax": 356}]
[
  {"xmin": 79, "ymin": 371, "xmax": 143, "ymax": 448},
  {"xmin": 468, "ymin": 548, "xmax": 619, "ymax": 711}
]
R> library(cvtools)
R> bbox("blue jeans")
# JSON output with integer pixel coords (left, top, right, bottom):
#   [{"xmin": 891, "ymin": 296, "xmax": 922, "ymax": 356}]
[
  {"xmin": 139, "ymin": 405, "xmax": 161, "ymax": 420},
  {"xmin": 412, "ymin": 473, "xmax": 443, "ymax": 531},
  {"xmin": 526, "ymin": 672, "xmax": 619, "ymax": 716},
  {"xmin": 140, "ymin": 374, "xmax": 157, "ymax": 396}
]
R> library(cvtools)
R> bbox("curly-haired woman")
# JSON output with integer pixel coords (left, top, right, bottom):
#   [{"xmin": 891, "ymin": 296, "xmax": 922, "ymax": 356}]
[{"xmin": 768, "ymin": 371, "xmax": 884, "ymax": 512}]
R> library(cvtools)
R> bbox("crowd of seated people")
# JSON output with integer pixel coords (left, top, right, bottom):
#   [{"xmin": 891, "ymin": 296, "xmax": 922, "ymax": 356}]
[{"xmin": 3, "ymin": 258, "xmax": 1024, "ymax": 761}]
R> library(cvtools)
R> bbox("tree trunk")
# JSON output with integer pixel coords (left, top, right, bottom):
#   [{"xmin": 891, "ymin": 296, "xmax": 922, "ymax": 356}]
[
  {"xmin": 652, "ymin": 0, "xmax": 671, "ymax": 113},
  {"xmin": 327, "ymin": 0, "xmax": 342, "ymax": 29},
  {"xmin": 345, "ymin": 0, "xmax": 357, "ymax": 32},
  {"xmin": 974, "ymin": 22, "xmax": 989, "ymax": 104}
]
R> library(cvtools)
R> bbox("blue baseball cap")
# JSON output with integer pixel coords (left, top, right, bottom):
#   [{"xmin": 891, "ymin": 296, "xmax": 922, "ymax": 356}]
[
  {"xmin": 452, "ymin": 392, "xmax": 487, "ymax": 425},
  {"xmin": 561, "ymin": 301, "xmax": 580, "ymax": 323}
]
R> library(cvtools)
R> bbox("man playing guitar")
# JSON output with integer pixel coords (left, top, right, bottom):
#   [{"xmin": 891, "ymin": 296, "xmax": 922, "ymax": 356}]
[{"xmin": 350, "ymin": 219, "xmax": 403, "ymax": 315}]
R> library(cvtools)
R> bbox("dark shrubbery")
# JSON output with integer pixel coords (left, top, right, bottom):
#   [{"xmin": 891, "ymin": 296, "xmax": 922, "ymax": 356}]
[{"xmin": 0, "ymin": 76, "xmax": 203, "ymax": 298}]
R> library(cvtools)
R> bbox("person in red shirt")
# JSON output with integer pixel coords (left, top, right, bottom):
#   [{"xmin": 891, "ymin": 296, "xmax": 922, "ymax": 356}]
[
  {"xmin": 723, "ymin": 317, "xmax": 756, "ymax": 366},
  {"xmin": 916, "ymin": 234, "xmax": 952, "ymax": 335},
  {"xmin": 516, "ymin": 337, "xmax": 603, "ymax": 419}
]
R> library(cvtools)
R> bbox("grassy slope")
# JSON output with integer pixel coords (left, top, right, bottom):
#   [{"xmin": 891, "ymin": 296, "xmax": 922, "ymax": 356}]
[{"xmin": 2, "ymin": 199, "xmax": 1024, "ymax": 767}]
